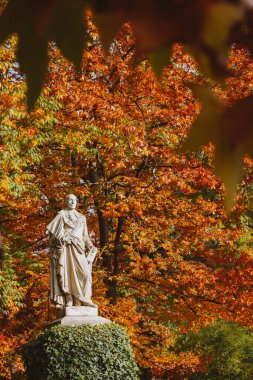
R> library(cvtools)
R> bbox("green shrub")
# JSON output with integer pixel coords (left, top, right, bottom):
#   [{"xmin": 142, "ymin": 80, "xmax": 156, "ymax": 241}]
[
  {"xmin": 176, "ymin": 320, "xmax": 253, "ymax": 380},
  {"xmin": 23, "ymin": 323, "xmax": 139, "ymax": 380}
]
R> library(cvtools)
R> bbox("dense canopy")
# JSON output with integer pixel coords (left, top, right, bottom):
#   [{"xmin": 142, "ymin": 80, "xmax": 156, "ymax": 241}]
[
  {"xmin": 0, "ymin": 3, "xmax": 253, "ymax": 379},
  {"xmin": 2, "ymin": 1, "xmax": 253, "ymax": 196}
]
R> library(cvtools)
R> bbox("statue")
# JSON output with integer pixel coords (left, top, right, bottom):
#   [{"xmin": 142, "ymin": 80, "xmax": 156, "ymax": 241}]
[{"xmin": 46, "ymin": 194, "xmax": 97, "ymax": 309}]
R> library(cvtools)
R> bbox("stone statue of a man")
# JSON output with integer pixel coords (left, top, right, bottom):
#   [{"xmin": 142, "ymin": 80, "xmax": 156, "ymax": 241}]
[{"xmin": 46, "ymin": 194, "xmax": 97, "ymax": 308}]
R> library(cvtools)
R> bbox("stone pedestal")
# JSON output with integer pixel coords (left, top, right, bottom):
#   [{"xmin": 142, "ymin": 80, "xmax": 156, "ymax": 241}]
[
  {"xmin": 56, "ymin": 306, "xmax": 98, "ymax": 319},
  {"xmin": 50, "ymin": 306, "xmax": 111, "ymax": 326}
]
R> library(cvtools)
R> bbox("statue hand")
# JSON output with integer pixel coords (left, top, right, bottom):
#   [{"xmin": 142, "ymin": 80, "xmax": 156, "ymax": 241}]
[
  {"xmin": 89, "ymin": 246, "xmax": 97, "ymax": 255},
  {"xmin": 63, "ymin": 236, "xmax": 72, "ymax": 245}
]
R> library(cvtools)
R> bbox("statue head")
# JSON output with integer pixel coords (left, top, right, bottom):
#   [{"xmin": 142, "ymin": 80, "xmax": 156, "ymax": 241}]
[{"xmin": 65, "ymin": 194, "xmax": 77, "ymax": 210}]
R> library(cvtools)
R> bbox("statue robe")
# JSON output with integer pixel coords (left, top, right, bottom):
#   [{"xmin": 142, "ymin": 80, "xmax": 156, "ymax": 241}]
[{"xmin": 46, "ymin": 210, "xmax": 97, "ymax": 306}]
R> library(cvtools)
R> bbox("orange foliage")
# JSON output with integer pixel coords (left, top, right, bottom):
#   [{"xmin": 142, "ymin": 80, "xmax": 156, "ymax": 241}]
[{"xmin": 1, "ymin": 16, "xmax": 253, "ymax": 379}]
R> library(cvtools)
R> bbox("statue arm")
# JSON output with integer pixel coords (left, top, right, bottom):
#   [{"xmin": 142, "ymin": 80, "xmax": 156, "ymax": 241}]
[{"xmin": 46, "ymin": 213, "xmax": 65, "ymax": 248}]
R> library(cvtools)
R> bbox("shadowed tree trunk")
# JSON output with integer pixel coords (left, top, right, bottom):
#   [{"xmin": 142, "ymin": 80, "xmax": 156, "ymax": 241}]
[
  {"xmin": 88, "ymin": 164, "xmax": 125, "ymax": 303},
  {"xmin": 0, "ymin": 234, "xmax": 4, "ymax": 270},
  {"xmin": 110, "ymin": 216, "xmax": 124, "ymax": 304}
]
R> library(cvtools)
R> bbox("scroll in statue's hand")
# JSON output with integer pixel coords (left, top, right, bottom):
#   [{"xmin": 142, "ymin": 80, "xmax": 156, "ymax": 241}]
[{"xmin": 86, "ymin": 246, "xmax": 98, "ymax": 264}]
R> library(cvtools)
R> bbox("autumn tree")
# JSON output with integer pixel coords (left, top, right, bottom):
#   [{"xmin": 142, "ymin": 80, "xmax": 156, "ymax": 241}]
[
  {"xmin": 3, "ymin": 1, "xmax": 253, "ymax": 197},
  {"xmin": 1, "ymin": 12, "xmax": 253, "ymax": 380},
  {"xmin": 177, "ymin": 320, "xmax": 253, "ymax": 379}
]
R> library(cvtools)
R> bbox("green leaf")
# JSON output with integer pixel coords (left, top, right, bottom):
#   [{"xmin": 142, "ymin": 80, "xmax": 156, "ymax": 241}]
[
  {"xmin": 49, "ymin": 0, "xmax": 87, "ymax": 70},
  {"xmin": 93, "ymin": 11, "xmax": 122, "ymax": 52},
  {"xmin": 180, "ymin": 84, "xmax": 223, "ymax": 152},
  {"xmin": 0, "ymin": 0, "xmax": 20, "ymax": 43},
  {"xmin": 215, "ymin": 144, "xmax": 243, "ymax": 210},
  {"xmin": 0, "ymin": 0, "xmax": 88, "ymax": 108},
  {"xmin": 185, "ymin": 4, "xmax": 242, "ymax": 84},
  {"xmin": 185, "ymin": 44, "xmax": 229, "ymax": 85},
  {"xmin": 17, "ymin": 32, "xmax": 48, "ymax": 110},
  {"xmin": 203, "ymin": 3, "xmax": 242, "ymax": 56},
  {"xmin": 180, "ymin": 85, "xmax": 253, "ymax": 209},
  {"xmin": 149, "ymin": 46, "xmax": 172, "ymax": 79}
]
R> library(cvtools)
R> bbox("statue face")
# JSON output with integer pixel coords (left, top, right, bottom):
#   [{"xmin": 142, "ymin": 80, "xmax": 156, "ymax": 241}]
[{"xmin": 65, "ymin": 195, "xmax": 77, "ymax": 210}]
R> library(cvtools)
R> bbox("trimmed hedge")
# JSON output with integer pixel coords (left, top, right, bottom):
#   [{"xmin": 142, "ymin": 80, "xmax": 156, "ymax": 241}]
[{"xmin": 23, "ymin": 323, "xmax": 139, "ymax": 380}]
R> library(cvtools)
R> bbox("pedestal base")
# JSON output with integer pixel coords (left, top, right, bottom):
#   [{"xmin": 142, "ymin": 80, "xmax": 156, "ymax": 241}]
[
  {"xmin": 56, "ymin": 306, "xmax": 98, "ymax": 319},
  {"xmin": 51, "ymin": 315, "xmax": 111, "ymax": 326},
  {"xmin": 50, "ymin": 306, "xmax": 111, "ymax": 326}
]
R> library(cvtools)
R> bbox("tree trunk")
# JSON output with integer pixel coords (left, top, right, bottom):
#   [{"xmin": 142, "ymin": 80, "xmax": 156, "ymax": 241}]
[
  {"xmin": 0, "ymin": 234, "xmax": 4, "ymax": 270},
  {"xmin": 88, "ymin": 166, "xmax": 112, "ymax": 294},
  {"xmin": 88, "ymin": 166, "xmax": 124, "ymax": 304},
  {"xmin": 109, "ymin": 217, "xmax": 124, "ymax": 304}
]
